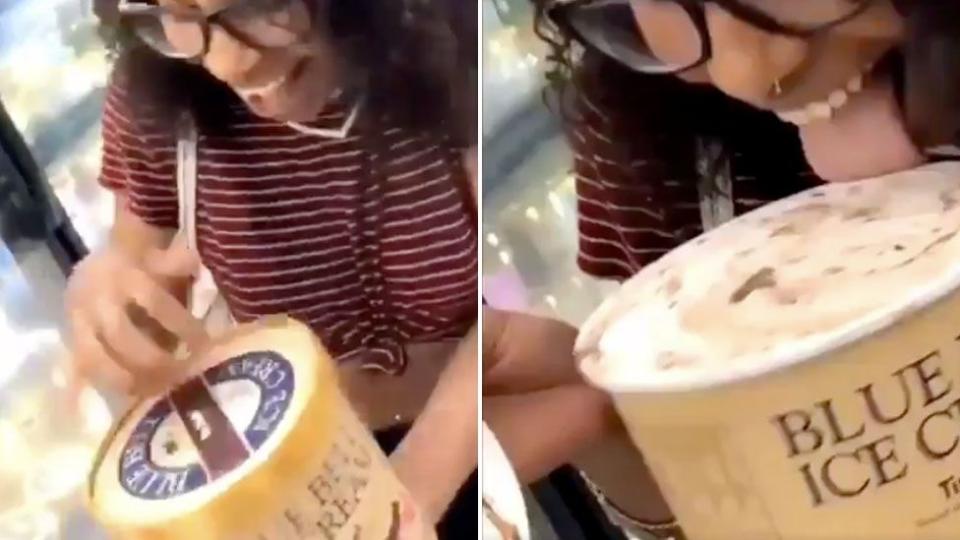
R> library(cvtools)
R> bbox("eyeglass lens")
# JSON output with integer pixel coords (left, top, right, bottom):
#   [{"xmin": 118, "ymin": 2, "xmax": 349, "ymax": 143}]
[
  {"xmin": 563, "ymin": 0, "xmax": 869, "ymax": 74},
  {"xmin": 125, "ymin": 9, "xmax": 206, "ymax": 59},
  {"xmin": 127, "ymin": 0, "xmax": 302, "ymax": 59},
  {"xmin": 566, "ymin": 0, "xmax": 702, "ymax": 73},
  {"xmin": 735, "ymin": 0, "xmax": 868, "ymax": 27},
  {"xmin": 218, "ymin": 4, "xmax": 305, "ymax": 49}
]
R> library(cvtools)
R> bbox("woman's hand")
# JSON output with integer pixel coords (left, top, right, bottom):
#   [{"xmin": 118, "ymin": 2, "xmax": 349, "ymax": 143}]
[
  {"xmin": 65, "ymin": 237, "xmax": 207, "ymax": 396},
  {"xmin": 482, "ymin": 308, "xmax": 675, "ymax": 525},
  {"xmin": 482, "ymin": 308, "xmax": 585, "ymax": 392},
  {"xmin": 482, "ymin": 308, "xmax": 620, "ymax": 482}
]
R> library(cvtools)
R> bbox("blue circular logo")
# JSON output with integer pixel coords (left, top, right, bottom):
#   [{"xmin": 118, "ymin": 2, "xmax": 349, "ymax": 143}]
[{"xmin": 118, "ymin": 351, "xmax": 296, "ymax": 500}]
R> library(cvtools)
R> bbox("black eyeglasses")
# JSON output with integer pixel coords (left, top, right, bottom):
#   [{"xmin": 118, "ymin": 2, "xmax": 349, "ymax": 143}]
[
  {"xmin": 117, "ymin": 0, "xmax": 308, "ymax": 61},
  {"xmin": 548, "ymin": 0, "xmax": 876, "ymax": 74}
]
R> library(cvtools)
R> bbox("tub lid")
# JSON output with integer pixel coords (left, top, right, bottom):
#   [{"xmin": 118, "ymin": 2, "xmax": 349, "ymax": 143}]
[
  {"xmin": 577, "ymin": 163, "xmax": 960, "ymax": 394},
  {"xmin": 86, "ymin": 316, "xmax": 339, "ymax": 539}
]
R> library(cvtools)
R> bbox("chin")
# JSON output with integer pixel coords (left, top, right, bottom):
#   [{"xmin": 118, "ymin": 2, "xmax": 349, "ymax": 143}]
[
  {"xmin": 279, "ymin": 99, "xmax": 327, "ymax": 123},
  {"xmin": 266, "ymin": 110, "xmax": 301, "ymax": 122},
  {"xmin": 282, "ymin": 110, "xmax": 320, "ymax": 123},
  {"xmin": 242, "ymin": 86, "xmax": 326, "ymax": 123},
  {"xmin": 245, "ymin": 102, "xmax": 308, "ymax": 123}
]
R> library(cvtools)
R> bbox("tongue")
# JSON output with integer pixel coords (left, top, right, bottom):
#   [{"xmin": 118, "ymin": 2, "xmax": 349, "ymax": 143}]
[{"xmin": 797, "ymin": 75, "xmax": 926, "ymax": 182}]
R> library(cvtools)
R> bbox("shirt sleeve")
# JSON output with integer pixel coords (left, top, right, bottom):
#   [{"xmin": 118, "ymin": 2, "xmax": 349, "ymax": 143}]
[
  {"xmin": 99, "ymin": 71, "xmax": 179, "ymax": 230},
  {"xmin": 569, "ymin": 78, "xmax": 703, "ymax": 282}
]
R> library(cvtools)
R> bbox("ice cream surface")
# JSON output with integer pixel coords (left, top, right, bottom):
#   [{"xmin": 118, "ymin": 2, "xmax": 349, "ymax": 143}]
[{"xmin": 578, "ymin": 163, "xmax": 960, "ymax": 392}]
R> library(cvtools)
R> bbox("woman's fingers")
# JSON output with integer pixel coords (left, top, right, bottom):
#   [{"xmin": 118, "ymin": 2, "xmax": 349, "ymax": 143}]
[
  {"xmin": 144, "ymin": 234, "xmax": 200, "ymax": 279},
  {"xmin": 70, "ymin": 312, "xmax": 136, "ymax": 394},
  {"xmin": 121, "ymin": 266, "xmax": 207, "ymax": 347},
  {"xmin": 65, "ymin": 246, "xmax": 203, "ymax": 397},
  {"xmin": 94, "ymin": 295, "xmax": 179, "ymax": 375}
]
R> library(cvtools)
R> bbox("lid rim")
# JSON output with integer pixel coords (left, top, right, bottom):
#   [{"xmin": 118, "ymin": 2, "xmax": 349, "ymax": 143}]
[{"xmin": 578, "ymin": 163, "xmax": 960, "ymax": 395}]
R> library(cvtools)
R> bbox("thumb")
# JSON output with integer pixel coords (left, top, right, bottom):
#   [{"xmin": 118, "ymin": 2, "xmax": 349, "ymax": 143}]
[{"xmin": 144, "ymin": 234, "xmax": 200, "ymax": 278}]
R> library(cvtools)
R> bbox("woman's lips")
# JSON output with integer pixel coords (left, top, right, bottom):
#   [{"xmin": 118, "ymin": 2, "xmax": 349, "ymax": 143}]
[{"xmin": 236, "ymin": 58, "xmax": 310, "ymax": 119}]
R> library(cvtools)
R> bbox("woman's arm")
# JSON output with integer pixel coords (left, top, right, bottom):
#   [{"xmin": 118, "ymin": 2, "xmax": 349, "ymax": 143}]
[
  {"xmin": 482, "ymin": 308, "xmax": 620, "ymax": 482},
  {"xmin": 387, "ymin": 147, "xmax": 479, "ymax": 523},
  {"xmin": 390, "ymin": 325, "xmax": 478, "ymax": 524},
  {"xmin": 67, "ymin": 74, "xmax": 204, "ymax": 397}
]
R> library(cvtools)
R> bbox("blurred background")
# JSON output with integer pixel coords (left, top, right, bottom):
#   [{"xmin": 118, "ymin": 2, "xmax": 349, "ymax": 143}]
[
  {"xmin": 481, "ymin": 0, "xmax": 617, "ymax": 328},
  {"xmin": 482, "ymin": 1, "xmax": 633, "ymax": 539},
  {"xmin": 0, "ymin": 0, "xmax": 115, "ymax": 537}
]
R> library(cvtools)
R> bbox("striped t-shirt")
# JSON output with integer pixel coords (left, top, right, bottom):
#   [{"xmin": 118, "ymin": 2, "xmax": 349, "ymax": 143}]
[
  {"xmin": 99, "ymin": 75, "xmax": 478, "ymax": 374},
  {"xmin": 568, "ymin": 72, "xmax": 822, "ymax": 281}
]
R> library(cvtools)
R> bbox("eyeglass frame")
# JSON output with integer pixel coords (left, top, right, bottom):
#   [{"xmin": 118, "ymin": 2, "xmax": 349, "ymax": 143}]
[
  {"xmin": 117, "ymin": 0, "xmax": 304, "ymax": 61},
  {"xmin": 547, "ymin": 0, "xmax": 878, "ymax": 75}
]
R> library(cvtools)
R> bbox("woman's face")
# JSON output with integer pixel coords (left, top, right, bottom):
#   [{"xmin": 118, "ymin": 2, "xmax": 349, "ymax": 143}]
[
  {"xmin": 159, "ymin": 0, "xmax": 341, "ymax": 121},
  {"xmin": 631, "ymin": 0, "xmax": 926, "ymax": 181}
]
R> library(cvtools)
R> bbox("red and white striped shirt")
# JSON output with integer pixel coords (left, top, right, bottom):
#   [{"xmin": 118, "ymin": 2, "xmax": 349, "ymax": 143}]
[
  {"xmin": 99, "ymin": 75, "xmax": 477, "ymax": 374},
  {"xmin": 569, "ymin": 73, "xmax": 821, "ymax": 281}
]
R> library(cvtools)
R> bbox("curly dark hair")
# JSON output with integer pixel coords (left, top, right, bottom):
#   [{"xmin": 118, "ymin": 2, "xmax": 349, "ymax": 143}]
[
  {"xmin": 92, "ymin": 0, "xmax": 476, "ymax": 145},
  {"xmin": 531, "ymin": 0, "xmax": 960, "ymax": 152}
]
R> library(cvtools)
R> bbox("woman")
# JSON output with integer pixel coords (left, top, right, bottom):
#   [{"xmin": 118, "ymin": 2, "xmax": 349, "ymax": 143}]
[
  {"xmin": 486, "ymin": 0, "xmax": 960, "ymax": 538},
  {"xmin": 65, "ymin": 0, "xmax": 477, "ymax": 535},
  {"xmin": 538, "ymin": 0, "xmax": 960, "ymax": 281}
]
